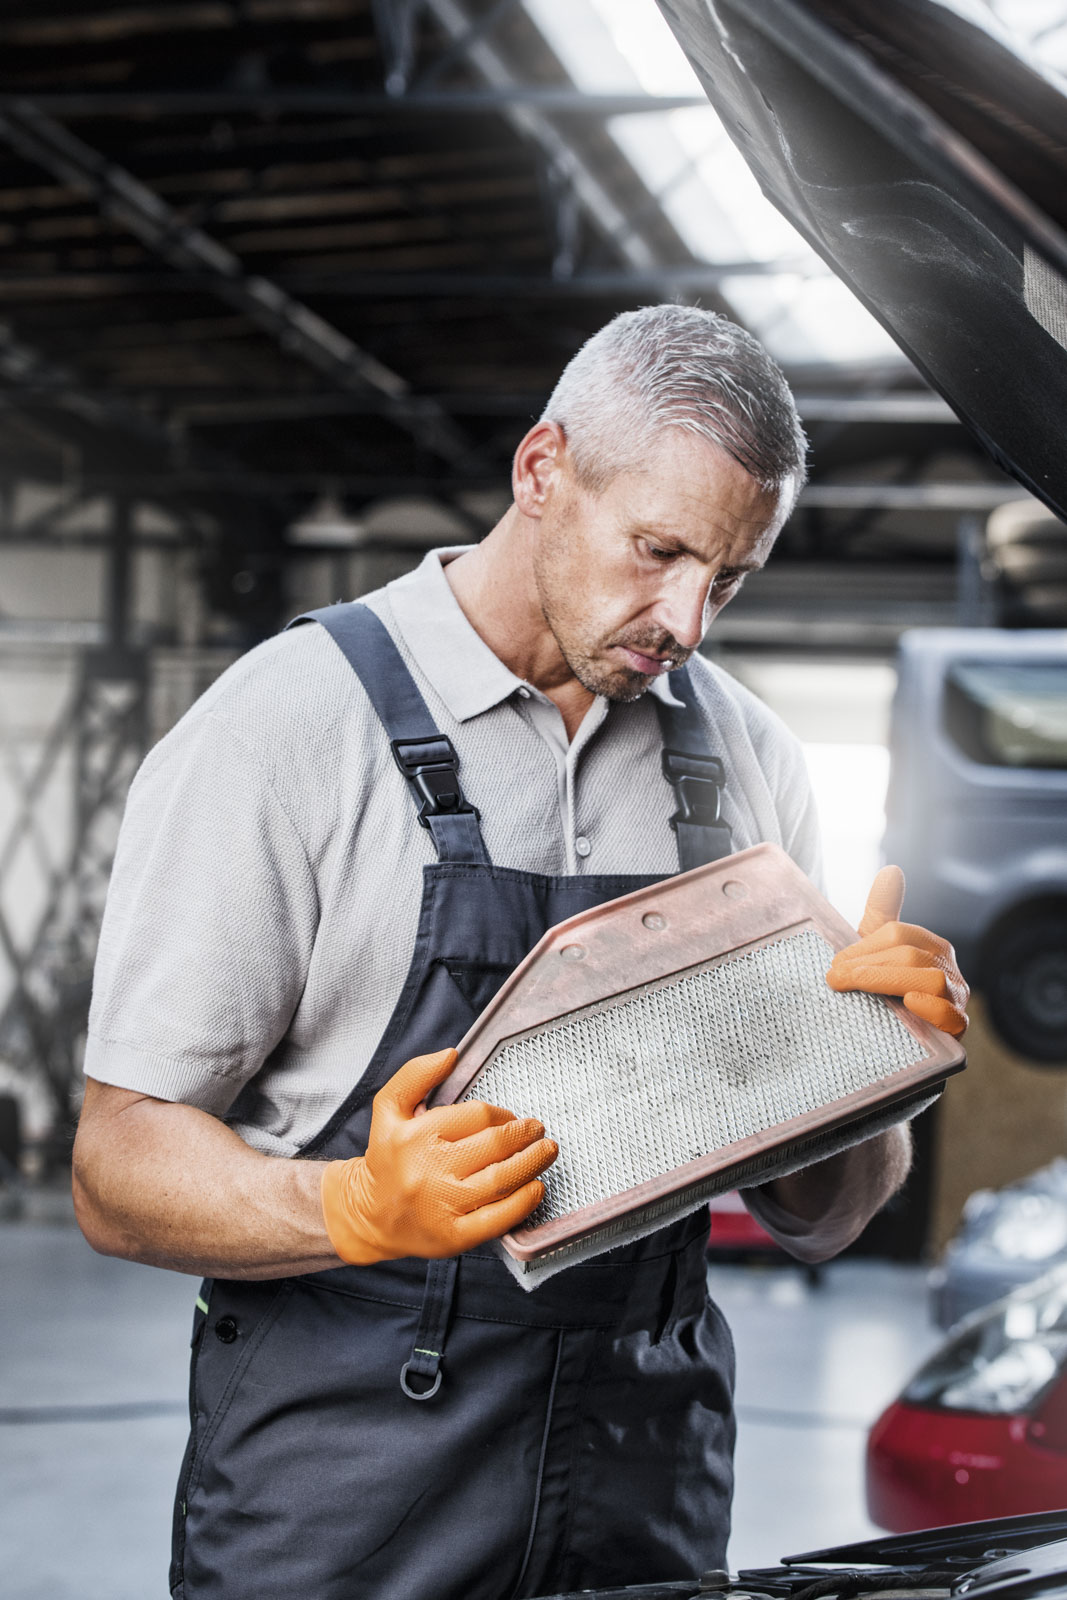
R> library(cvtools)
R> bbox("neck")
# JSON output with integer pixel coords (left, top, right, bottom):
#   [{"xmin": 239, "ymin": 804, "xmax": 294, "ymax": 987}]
[{"xmin": 444, "ymin": 507, "xmax": 596, "ymax": 740}]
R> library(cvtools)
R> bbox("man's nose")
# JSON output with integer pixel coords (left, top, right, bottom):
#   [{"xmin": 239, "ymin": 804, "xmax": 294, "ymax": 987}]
[{"xmin": 652, "ymin": 579, "xmax": 710, "ymax": 651}]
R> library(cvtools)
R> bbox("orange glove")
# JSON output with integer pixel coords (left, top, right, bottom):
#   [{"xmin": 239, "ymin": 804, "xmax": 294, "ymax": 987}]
[
  {"xmin": 826, "ymin": 865, "xmax": 969, "ymax": 1036},
  {"xmin": 320, "ymin": 1048, "xmax": 557, "ymax": 1264}
]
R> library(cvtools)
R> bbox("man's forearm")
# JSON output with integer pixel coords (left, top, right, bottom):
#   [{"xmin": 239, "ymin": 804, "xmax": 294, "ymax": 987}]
[
  {"xmin": 73, "ymin": 1079, "xmax": 340, "ymax": 1279},
  {"xmin": 748, "ymin": 1122, "xmax": 912, "ymax": 1263},
  {"xmin": 76, "ymin": 1079, "xmax": 913, "ymax": 1279}
]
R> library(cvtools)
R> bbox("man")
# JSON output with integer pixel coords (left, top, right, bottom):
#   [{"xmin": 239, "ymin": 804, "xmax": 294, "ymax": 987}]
[{"xmin": 73, "ymin": 305, "xmax": 967, "ymax": 1600}]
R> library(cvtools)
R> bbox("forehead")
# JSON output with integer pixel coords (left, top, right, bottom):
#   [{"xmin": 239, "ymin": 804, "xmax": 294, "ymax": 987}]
[{"xmin": 604, "ymin": 429, "xmax": 787, "ymax": 561}]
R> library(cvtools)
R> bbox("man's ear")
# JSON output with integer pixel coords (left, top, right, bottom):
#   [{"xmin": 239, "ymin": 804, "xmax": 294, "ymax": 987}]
[{"xmin": 512, "ymin": 421, "xmax": 567, "ymax": 519}]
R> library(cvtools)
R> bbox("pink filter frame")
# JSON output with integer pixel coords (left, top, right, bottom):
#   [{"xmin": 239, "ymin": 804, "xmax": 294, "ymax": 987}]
[{"xmin": 430, "ymin": 843, "xmax": 965, "ymax": 1267}]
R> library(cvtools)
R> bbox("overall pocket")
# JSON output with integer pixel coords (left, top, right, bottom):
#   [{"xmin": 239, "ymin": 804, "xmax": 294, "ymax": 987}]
[{"xmin": 179, "ymin": 1280, "xmax": 294, "ymax": 1514}]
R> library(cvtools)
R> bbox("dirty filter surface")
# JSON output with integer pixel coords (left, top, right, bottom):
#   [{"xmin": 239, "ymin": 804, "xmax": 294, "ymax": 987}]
[{"xmin": 463, "ymin": 929, "xmax": 927, "ymax": 1232}]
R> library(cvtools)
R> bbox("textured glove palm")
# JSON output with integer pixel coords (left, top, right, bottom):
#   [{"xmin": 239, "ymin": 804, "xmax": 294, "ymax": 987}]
[
  {"xmin": 321, "ymin": 1048, "xmax": 557, "ymax": 1265},
  {"xmin": 826, "ymin": 866, "xmax": 969, "ymax": 1036}
]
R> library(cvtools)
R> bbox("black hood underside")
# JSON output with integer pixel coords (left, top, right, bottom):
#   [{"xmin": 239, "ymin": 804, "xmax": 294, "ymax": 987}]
[{"xmin": 656, "ymin": 0, "xmax": 1067, "ymax": 524}]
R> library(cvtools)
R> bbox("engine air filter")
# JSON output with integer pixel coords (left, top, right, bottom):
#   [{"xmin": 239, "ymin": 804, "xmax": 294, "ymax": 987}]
[{"xmin": 431, "ymin": 844, "xmax": 965, "ymax": 1289}]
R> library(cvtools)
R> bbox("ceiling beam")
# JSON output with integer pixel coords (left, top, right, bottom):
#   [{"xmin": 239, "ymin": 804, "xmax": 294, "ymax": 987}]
[
  {"xmin": 0, "ymin": 100, "xmax": 484, "ymax": 469},
  {"xmin": 0, "ymin": 323, "xmax": 179, "ymax": 452},
  {"xmin": 420, "ymin": 0, "xmax": 670, "ymax": 271},
  {"xmin": 0, "ymin": 526, "xmax": 465, "ymax": 559},
  {"xmin": 0, "ymin": 90, "xmax": 709, "ymax": 119},
  {"xmin": 798, "ymin": 483, "xmax": 1020, "ymax": 509},
  {"xmin": 0, "ymin": 382, "xmax": 960, "ymax": 431},
  {"xmin": 796, "ymin": 395, "xmax": 958, "ymax": 423},
  {"xmin": 173, "ymin": 392, "xmax": 539, "ymax": 424},
  {"xmin": 169, "ymin": 389, "xmax": 959, "ymax": 427},
  {"xmin": 0, "ymin": 326, "xmax": 294, "ymax": 513},
  {"xmin": 414, "ymin": 0, "xmax": 523, "ymax": 90},
  {"xmin": 0, "ymin": 262, "xmax": 821, "ymax": 301},
  {"xmin": 6, "ymin": 467, "xmax": 1016, "ymax": 508}
]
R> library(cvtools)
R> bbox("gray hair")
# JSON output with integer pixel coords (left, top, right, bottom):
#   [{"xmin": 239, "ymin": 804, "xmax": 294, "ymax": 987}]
[{"xmin": 540, "ymin": 304, "xmax": 807, "ymax": 496}]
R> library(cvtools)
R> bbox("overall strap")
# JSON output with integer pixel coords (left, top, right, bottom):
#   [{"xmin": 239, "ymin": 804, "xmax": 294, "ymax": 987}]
[
  {"xmin": 288, "ymin": 603, "xmax": 489, "ymax": 866},
  {"xmin": 654, "ymin": 665, "xmax": 733, "ymax": 872}
]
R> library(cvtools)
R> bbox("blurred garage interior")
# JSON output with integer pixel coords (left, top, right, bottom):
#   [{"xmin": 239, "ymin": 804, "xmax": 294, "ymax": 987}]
[{"xmin": 0, "ymin": 3, "xmax": 1066, "ymax": 1598}]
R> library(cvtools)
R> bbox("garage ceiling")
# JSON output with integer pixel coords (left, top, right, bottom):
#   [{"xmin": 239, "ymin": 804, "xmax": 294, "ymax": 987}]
[{"xmin": 0, "ymin": 0, "xmax": 1016, "ymax": 638}]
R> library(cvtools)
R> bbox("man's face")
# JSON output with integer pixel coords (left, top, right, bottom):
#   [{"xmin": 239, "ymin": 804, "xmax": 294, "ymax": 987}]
[{"xmin": 532, "ymin": 428, "xmax": 788, "ymax": 701}]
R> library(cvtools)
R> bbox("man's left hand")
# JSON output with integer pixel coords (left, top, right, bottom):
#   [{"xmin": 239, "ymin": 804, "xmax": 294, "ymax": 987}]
[{"xmin": 826, "ymin": 865, "xmax": 969, "ymax": 1037}]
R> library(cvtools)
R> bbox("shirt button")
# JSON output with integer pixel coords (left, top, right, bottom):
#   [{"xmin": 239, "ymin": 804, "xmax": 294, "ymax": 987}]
[
  {"xmin": 574, "ymin": 836, "xmax": 591, "ymax": 858},
  {"xmin": 517, "ymin": 686, "xmax": 531, "ymax": 699}
]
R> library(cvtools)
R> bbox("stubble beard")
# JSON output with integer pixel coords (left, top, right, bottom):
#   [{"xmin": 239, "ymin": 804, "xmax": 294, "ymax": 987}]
[
  {"xmin": 533, "ymin": 501, "xmax": 692, "ymax": 701},
  {"xmin": 539, "ymin": 589, "xmax": 693, "ymax": 703}
]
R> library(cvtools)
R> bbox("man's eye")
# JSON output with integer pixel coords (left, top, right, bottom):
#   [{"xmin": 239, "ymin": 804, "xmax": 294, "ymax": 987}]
[
  {"xmin": 713, "ymin": 571, "xmax": 744, "ymax": 590},
  {"xmin": 645, "ymin": 543, "xmax": 676, "ymax": 562}
]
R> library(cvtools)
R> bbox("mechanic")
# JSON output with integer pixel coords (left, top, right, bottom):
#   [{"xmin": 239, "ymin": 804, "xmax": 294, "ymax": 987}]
[{"xmin": 72, "ymin": 304, "xmax": 968, "ymax": 1600}]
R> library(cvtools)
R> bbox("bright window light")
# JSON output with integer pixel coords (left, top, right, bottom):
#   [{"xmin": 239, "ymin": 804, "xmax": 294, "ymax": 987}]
[
  {"xmin": 523, "ymin": 0, "xmax": 903, "ymax": 367},
  {"xmin": 802, "ymin": 744, "xmax": 891, "ymax": 927}
]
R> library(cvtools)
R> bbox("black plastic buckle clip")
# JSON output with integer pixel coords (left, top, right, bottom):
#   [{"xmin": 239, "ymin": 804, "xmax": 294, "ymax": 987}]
[
  {"xmin": 661, "ymin": 748, "xmax": 726, "ymax": 829},
  {"xmin": 391, "ymin": 735, "xmax": 479, "ymax": 829}
]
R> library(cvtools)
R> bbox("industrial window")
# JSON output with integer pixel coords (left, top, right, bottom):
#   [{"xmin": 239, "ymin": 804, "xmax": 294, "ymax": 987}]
[{"xmin": 944, "ymin": 662, "xmax": 1067, "ymax": 768}]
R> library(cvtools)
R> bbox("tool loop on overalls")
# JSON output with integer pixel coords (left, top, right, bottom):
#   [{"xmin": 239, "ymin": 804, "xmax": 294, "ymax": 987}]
[
  {"xmin": 399, "ymin": 1360, "xmax": 443, "ymax": 1401},
  {"xmin": 399, "ymin": 1256, "xmax": 458, "ymax": 1401}
]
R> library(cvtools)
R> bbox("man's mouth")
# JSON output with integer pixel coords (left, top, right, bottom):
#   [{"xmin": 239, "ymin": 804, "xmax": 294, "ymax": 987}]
[{"xmin": 615, "ymin": 645, "xmax": 676, "ymax": 676}]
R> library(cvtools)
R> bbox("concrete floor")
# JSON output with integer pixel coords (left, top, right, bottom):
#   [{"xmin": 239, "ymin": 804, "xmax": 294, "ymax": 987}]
[
  {"xmin": 1, "ymin": 1219, "xmax": 195, "ymax": 1600},
  {"xmin": 716, "ymin": 1257, "xmax": 941, "ymax": 1567},
  {"xmin": 0, "ymin": 1208, "xmax": 943, "ymax": 1600}
]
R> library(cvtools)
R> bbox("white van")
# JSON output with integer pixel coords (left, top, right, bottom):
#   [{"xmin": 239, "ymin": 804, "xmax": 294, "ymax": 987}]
[{"xmin": 884, "ymin": 630, "xmax": 1067, "ymax": 1062}]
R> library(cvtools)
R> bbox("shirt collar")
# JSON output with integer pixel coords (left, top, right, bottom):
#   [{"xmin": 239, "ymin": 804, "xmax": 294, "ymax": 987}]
[
  {"xmin": 385, "ymin": 547, "xmax": 687, "ymax": 720},
  {"xmin": 385, "ymin": 548, "xmax": 526, "ymax": 721}
]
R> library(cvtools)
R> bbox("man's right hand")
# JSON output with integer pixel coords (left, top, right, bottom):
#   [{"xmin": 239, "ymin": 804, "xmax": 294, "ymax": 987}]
[{"xmin": 320, "ymin": 1049, "xmax": 557, "ymax": 1264}]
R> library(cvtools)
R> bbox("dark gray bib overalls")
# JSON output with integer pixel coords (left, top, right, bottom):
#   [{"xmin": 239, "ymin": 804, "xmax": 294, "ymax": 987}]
[{"xmin": 171, "ymin": 604, "xmax": 738, "ymax": 1600}]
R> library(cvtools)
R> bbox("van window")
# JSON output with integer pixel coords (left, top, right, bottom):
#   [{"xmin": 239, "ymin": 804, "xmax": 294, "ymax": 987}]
[{"xmin": 944, "ymin": 662, "xmax": 1067, "ymax": 768}]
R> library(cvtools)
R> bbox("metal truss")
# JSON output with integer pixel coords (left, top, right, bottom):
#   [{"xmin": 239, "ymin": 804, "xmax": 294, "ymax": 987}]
[
  {"xmin": 799, "ymin": 483, "xmax": 1017, "ymax": 509},
  {"xmin": 0, "ymin": 101, "xmax": 485, "ymax": 471},
  {"xmin": 372, "ymin": 0, "xmax": 424, "ymax": 94},
  {"xmin": 0, "ymin": 90, "xmax": 706, "ymax": 117},
  {"xmin": 421, "ymin": 0, "xmax": 671, "ymax": 271},
  {"xmin": 0, "ymin": 642, "xmax": 147, "ymax": 1136},
  {"xmin": 21, "ymin": 466, "xmax": 1004, "ymax": 508},
  {"xmin": 796, "ymin": 395, "xmax": 956, "ymax": 424},
  {"xmin": 0, "ymin": 385, "xmax": 960, "ymax": 432},
  {"xmin": 0, "ymin": 322, "xmax": 295, "ymax": 543},
  {"xmin": 413, "ymin": 0, "xmax": 524, "ymax": 90},
  {"xmin": 0, "ymin": 322, "xmax": 177, "ymax": 453},
  {"xmin": 0, "ymin": 257, "xmax": 811, "ymax": 289}
]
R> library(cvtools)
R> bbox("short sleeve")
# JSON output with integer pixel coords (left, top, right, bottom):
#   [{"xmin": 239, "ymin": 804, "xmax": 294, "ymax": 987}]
[{"xmin": 84, "ymin": 710, "xmax": 319, "ymax": 1115}]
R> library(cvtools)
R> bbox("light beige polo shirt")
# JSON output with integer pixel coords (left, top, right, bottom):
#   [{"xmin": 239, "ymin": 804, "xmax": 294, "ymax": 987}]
[{"xmin": 86, "ymin": 549, "xmax": 824, "ymax": 1172}]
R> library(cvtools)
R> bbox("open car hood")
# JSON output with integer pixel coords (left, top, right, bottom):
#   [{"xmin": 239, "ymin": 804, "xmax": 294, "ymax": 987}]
[
  {"xmin": 656, "ymin": 0, "xmax": 1067, "ymax": 522},
  {"xmin": 530, "ymin": 1507, "xmax": 1067, "ymax": 1598}
]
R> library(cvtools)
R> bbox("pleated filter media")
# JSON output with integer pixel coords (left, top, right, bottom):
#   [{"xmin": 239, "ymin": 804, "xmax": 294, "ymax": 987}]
[{"xmin": 432, "ymin": 844, "xmax": 965, "ymax": 1289}]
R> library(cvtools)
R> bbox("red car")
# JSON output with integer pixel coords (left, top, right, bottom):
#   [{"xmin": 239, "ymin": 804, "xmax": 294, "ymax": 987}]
[
  {"xmin": 867, "ymin": 1264, "xmax": 1067, "ymax": 1530},
  {"xmin": 707, "ymin": 1190, "xmax": 782, "ymax": 1256}
]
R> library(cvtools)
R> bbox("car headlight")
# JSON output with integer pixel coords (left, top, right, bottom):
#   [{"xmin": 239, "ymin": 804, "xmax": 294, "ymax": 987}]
[
  {"xmin": 985, "ymin": 1193, "xmax": 1067, "ymax": 1262},
  {"xmin": 904, "ymin": 1266, "xmax": 1067, "ymax": 1414}
]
